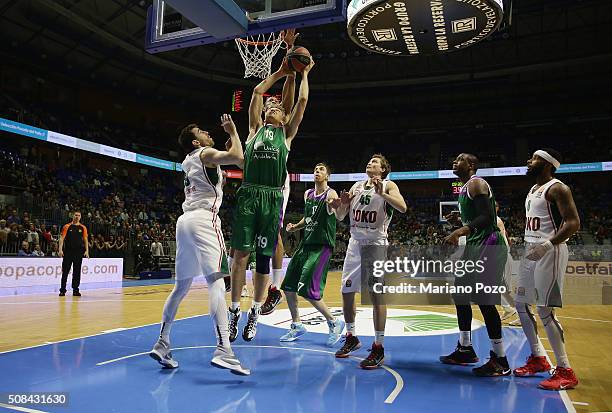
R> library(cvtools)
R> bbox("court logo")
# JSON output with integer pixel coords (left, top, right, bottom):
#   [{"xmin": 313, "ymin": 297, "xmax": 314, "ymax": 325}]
[
  {"xmin": 372, "ymin": 28, "xmax": 397, "ymax": 41},
  {"xmin": 388, "ymin": 313, "xmax": 458, "ymax": 333},
  {"xmin": 260, "ymin": 308, "xmax": 483, "ymax": 337},
  {"xmin": 451, "ymin": 17, "xmax": 477, "ymax": 33}
]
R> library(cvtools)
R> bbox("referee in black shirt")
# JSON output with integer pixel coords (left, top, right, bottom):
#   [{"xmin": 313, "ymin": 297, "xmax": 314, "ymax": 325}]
[{"xmin": 58, "ymin": 211, "xmax": 89, "ymax": 296}]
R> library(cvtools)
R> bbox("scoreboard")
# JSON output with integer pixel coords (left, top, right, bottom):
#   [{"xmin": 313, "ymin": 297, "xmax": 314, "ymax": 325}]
[
  {"xmin": 452, "ymin": 181, "xmax": 463, "ymax": 195},
  {"xmin": 232, "ymin": 90, "xmax": 282, "ymax": 112}
]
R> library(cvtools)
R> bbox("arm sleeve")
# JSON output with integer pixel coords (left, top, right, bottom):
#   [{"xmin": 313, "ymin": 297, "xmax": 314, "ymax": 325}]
[
  {"xmin": 467, "ymin": 194, "xmax": 494, "ymax": 232},
  {"xmin": 60, "ymin": 224, "xmax": 69, "ymax": 238},
  {"xmin": 82, "ymin": 226, "xmax": 88, "ymax": 243}
]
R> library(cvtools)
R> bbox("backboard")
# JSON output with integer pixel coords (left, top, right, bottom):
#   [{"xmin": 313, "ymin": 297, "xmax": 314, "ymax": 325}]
[{"xmin": 145, "ymin": 0, "xmax": 347, "ymax": 53}]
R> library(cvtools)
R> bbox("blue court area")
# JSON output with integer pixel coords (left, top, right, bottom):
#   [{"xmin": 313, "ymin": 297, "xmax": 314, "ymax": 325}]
[{"xmin": 0, "ymin": 314, "xmax": 571, "ymax": 413}]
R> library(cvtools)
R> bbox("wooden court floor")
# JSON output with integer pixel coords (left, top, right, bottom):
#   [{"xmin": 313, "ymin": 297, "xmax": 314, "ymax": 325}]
[{"xmin": 1, "ymin": 274, "xmax": 611, "ymax": 412}]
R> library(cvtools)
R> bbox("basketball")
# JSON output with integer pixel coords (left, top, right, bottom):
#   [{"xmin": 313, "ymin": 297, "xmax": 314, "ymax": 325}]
[{"xmin": 285, "ymin": 46, "xmax": 311, "ymax": 72}]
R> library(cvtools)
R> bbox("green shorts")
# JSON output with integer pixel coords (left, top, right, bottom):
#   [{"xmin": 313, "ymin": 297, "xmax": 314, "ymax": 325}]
[
  {"xmin": 231, "ymin": 184, "xmax": 284, "ymax": 256},
  {"xmin": 281, "ymin": 244, "xmax": 333, "ymax": 301}
]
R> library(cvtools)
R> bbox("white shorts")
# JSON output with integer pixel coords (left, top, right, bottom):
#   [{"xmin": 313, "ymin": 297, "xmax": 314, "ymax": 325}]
[
  {"xmin": 341, "ymin": 237, "xmax": 388, "ymax": 294},
  {"xmin": 175, "ymin": 209, "xmax": 227, "ymax": 281},
  {"xmin": 515, "ymin": 243, "xmax": 569, "ymax": 307}
]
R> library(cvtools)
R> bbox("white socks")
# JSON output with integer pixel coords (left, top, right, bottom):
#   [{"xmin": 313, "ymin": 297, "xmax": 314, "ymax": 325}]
[
  {"xmin": 159, "ymin": 322, "xmax": 172, "ymax": 342},
  {"xmin": 375, "ymin": 331, "xmax": 385, "ymax": 345},
  {"xmin": 538, "ymin": 307, "xmax": 571, "ymax": 368},
  {"xmin": 271, "ymin": 269, "xmax": 284, "ymax": 289},
  {"xmin": 207, "ymin": 275, "xmax": 231, "ymax": 350},
  {"xmin": 491, "ymin": 338, "xmax": 505, "ymax": 357},
  {"xmin": 160, "ymin": 278, "xmax": 193, "ymax": 342},
  {"xmin": 459, "ymin": 331, "xmax": 472, "ymax": 347},
  {"xmin": 346, "ymin": 322, "xmax": 355, "ymax": 335},
  {"xmin": 517, "ymin": 303, "xmax": 546, "ymax": 357}
]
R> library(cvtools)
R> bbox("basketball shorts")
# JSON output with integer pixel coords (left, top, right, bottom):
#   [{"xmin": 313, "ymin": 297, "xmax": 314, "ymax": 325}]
[
  {"xmin": 231, "ymin": 184, "xmax": 284, "ymax": 257},
  {"xmin": 452, "ymin": 233, "xmax": 508, "ymax": 306},
  {"xmin": 515, "ymin": 242, "xmax": 569, "ymax": 307},
  {"xmin": 341, "ymin": 237, "xmax": 388, "ymax": 294},
  {"xmin": 175, "ymin": 209, "xmax": 229, "ymax": 281},
  {"xmin": 281, "ymin": 244, "xmax": 333, "ymax": 300}
]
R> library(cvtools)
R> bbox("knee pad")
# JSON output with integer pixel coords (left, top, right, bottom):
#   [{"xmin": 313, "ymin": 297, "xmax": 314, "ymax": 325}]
[
  {"xmin": 256, "ymin": 253, "xmax": 271, "ymax": 275},
  {"xmin": 205, "ymin": 272, "xmax": 225, "ymax": 284},
  {"xmin": 536, "ymin": 306, "xmax": 554, "ymax": 323},
  {"xmin": 516, "ymin": 302, "xmax": 532, "ymax": 315}
]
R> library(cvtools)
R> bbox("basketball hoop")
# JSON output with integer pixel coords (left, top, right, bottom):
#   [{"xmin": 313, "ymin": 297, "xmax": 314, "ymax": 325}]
[{"xmin": 235, "ymin": 32, "xmax": 285, "ymax": 79}]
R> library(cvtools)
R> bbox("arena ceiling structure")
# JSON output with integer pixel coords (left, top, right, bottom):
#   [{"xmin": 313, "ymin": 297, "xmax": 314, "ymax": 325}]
[
  {"xmin": 1, "ymin": 0, "xmax": 611, "ymax": 87},
  {"xmin": 1, "ymin": 0, "xmax": 611, "ymax": 161}
]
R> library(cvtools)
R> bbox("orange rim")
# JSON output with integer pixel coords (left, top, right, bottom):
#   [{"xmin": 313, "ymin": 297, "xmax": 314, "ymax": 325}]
[{"xmin": 236, "ymin": 32, "xmax": 285, "ymax": 47}]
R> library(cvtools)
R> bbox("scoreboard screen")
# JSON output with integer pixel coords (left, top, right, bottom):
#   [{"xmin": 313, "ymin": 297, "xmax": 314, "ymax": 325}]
[
  {"xmin": 232, "ymin": 90, "xmax": 282, "ymax": 112},
  {"xmin": 452, "ymin": 181, "xmax": 463, "ymax": 195},
  {"xmin": 232, "ymin": 90, "xmax": 244, "ymax": 112}
]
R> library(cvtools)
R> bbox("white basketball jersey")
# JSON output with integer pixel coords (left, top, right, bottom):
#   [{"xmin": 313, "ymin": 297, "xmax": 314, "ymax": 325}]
[
  {"xmin": 524, "ymin": 178, "xmax": 564, "ymax": 243},
  {"xmin": 349, "ymin": 180, "xmax": 393, "ymax": 241},
  {"xmin": 181, "ymin": 148, "xmax": 223, "ymax": 214}
]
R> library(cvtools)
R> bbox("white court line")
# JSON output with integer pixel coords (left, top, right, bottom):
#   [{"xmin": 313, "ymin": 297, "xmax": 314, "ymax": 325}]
[
  {"xmin": 0, "ymin": 299, "xmax": 197, "ymax": 305},
  {"xmin": 0, "ymin": 403, "xmax": 48, "ymax": 413},
  {"xmin": 97, "ymin": 344, "xmax": 405, "ymax": 404},
  {"xmin": 557, "ymin": 316, "xmax": 612, "ymax": 324},
  {"xmin": 0, "ymin": 282, "xmax": 179, "ymax": 299},
  {"xmin": 101, "ymin": 328, "xmax": 128, "ymax": 334},
  {"xmin": 0, "ymin": 314, "xmax": 207, "ymax": 355},
  {"xmin": 538, "ymin": 337, "xmax": 576, "ymax": 413},
  {"xmin": 571, "ymin": 401, "xmax": 589, "ymax": 406}
]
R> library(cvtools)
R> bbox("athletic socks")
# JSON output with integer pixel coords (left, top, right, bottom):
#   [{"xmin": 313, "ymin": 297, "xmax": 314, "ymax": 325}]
[
  {"xmin": 539, "ymin": 307, "xmax": 571, "ymax": 368},
  {"xmin": 160, "ymin": 278, "xmax": 193, "ymax": 342},
  {"xmin": 231, "ymin": 302, "xmax": 240, "ymax": 311},
  {"xmin": 491, "ymin": 338, "xmax": 505, "ymax": 357},
  {"xmin": 159, "ymin": 322, "xmax": 172, "ymax": 342},
  {"xmin": 375, "ymin": 331, "xmax": 385, "ymax": 345},
  {"xmin": 460, "ymin": 331, "xmax": 472, "ymax": 347},
  {"xmin": 252, "ymin": 301, "xmax": 262, "ymax": 313},
  {"xmin": 208, "ymin": 277, "xmax": 231, "ymax": 350},
  {"xmin": 517, "ymin": 303, "xmax": 546, "ymax": 357},
  {"xmin": 271, "ymin": 269, "xmax": 284, "ymax": 289},
  {"xmin": 346, "ymin": 322, "xmax": 356, "ymax": 335}
]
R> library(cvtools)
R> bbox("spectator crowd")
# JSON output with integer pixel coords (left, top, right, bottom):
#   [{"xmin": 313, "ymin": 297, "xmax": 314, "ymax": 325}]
[{"xmin": 1, "ymin": 146, "xmax": 609, "ymax": 269}]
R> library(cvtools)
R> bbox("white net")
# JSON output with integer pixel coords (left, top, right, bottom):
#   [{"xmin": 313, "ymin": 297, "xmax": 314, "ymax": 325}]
[{"xmin": 235, "ymin": 32, "xmax": 285, "ymax": 79}]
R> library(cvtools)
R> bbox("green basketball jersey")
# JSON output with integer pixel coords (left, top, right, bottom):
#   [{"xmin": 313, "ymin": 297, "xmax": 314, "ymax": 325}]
[
  {"xmin": 243, "ymin": 125, "xmax": 289, "ymax": 188},
  {"xmin": 458, "ymin": 176, "xmax": 502, "ymax": 246},
  {"xmin": 303, "ymin": 188, "xmax": 336, "ymax": 247}
]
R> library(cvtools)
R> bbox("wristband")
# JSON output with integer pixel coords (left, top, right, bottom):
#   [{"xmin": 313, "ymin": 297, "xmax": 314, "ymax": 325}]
[{"xmin": 541, "ymin": 240, "xmax": 554, "ymax": 251}]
